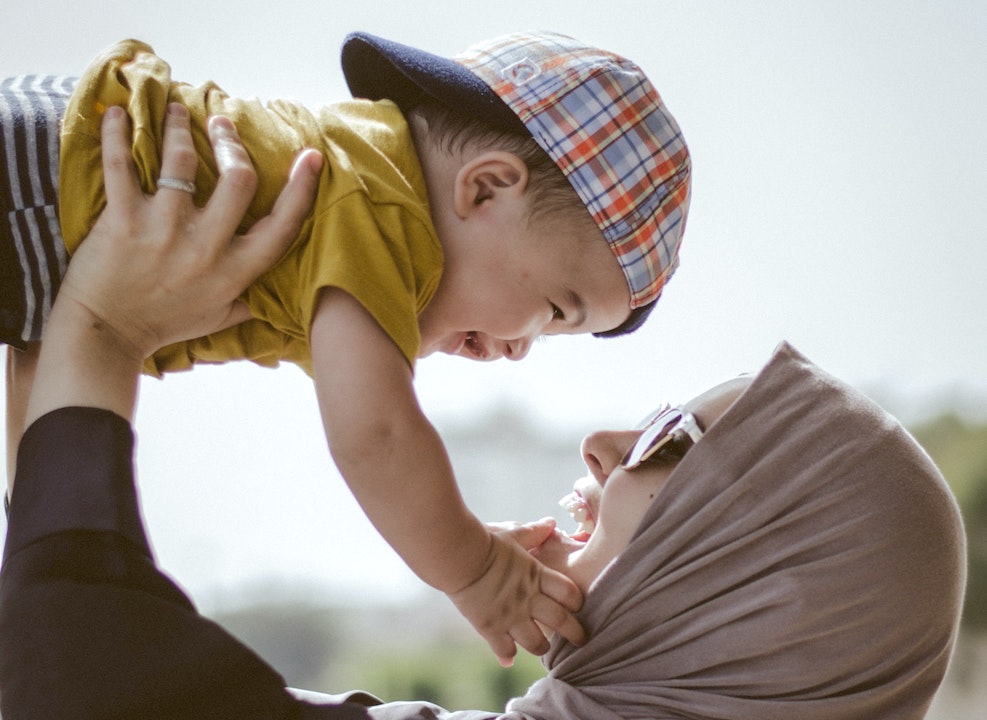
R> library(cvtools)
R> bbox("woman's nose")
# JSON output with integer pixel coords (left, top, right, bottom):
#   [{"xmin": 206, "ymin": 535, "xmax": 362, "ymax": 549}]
[{"xmin": 580, "ymin": 429, "xmax": 640, "ymax": 484}]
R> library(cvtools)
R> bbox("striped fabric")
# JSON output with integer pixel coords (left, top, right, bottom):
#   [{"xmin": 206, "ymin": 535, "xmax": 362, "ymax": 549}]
[
  {"xmin": 0, "ymin": 75, "xmax": 75, "ymax": 348},
  {"xmin": 456, "ymin": 33, "xmax": 691, "ymax": 308}
]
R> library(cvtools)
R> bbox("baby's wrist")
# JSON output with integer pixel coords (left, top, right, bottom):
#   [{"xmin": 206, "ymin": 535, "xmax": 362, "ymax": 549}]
[{"xmin": 442, "ymin": 528, "xmax": 495, "ymax": 595}]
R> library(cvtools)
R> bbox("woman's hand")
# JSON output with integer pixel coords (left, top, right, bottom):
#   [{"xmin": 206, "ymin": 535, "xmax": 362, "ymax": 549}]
[
  {"xmin": 58, "ymin": 103, "xmax": 322, "ymax": 362},
  {"xmin": 23, "ymin": 104, "xmax": 321, "ymax": 428}
]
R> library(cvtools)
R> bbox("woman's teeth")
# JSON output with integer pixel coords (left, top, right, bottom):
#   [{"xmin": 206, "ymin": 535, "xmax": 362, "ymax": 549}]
[{"xmin": 559, "ymin": 491, "xmax": 595, "ymax": 536}]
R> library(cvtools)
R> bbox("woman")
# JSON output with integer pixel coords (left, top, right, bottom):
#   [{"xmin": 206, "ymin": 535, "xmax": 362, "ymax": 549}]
[
  {"xmin": 352, "ymin": 340, "xmax": 965, "ymax": 720},
  {"xmin": 0, "ymin": 109, "xmax": 965, "ymax": 719},
  {"xmin": 516, "ymin": 340, "xmax": 965, "ymax": 720}
]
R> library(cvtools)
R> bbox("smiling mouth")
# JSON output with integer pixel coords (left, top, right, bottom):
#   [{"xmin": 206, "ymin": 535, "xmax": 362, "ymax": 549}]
[
  {"xmin": 559, "ymin": 490, "xmax": 595, "ymax": 538},
  {"xmin": 460, "ymin": 331, "xmax": 488, "ymax": 360}
]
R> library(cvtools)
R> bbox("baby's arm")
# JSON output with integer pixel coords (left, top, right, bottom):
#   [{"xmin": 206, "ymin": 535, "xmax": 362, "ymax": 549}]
[{"xmin": 309, "ymin": 288, "xmax": 586, "ymax": 665}]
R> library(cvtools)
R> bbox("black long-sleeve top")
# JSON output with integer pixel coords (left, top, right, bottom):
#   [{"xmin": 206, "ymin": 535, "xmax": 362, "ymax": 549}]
[{"xmin": 0, "ymin": 407, "xmax": 378, "ymax": 720}]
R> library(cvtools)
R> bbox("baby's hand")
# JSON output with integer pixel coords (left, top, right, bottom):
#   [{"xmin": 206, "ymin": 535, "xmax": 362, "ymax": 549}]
[{"xmin": 448, "ymin": 519, "xmax": 587, "ymax": 667}]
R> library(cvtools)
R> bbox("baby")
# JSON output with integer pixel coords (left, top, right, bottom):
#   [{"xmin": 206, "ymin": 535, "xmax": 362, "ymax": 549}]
[{"xmin": 0, "ymin": 31, "xmax": 691, "ymax": 663}]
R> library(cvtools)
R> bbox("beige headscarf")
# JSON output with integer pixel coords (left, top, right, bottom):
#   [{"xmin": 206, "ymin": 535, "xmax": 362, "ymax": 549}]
[{"xmin": 505, "ymin": 342, "xmax": 966, "ymax": 720}]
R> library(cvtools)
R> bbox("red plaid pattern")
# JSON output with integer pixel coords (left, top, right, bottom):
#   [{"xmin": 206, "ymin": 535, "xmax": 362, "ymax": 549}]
[{"xmin": 456, "ymin": 33, "xmax": 691, "ymax": 308}]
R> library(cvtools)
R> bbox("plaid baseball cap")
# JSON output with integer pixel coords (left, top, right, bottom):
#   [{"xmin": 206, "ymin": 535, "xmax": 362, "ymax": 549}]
[{"xmin": 341, "ymin": 31, "xmax": 691, "ymax": 311}]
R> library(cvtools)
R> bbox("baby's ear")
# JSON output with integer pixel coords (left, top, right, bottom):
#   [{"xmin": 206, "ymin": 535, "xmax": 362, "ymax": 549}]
[{"xmin": 453, "ymin": 151, "xmax": 529, "ymax": 217}]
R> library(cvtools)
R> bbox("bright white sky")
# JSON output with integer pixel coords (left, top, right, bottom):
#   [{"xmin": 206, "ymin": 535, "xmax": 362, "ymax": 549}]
[{"xmin": 1, "ymin": 0, "xmax": 985, "ymax": 606}]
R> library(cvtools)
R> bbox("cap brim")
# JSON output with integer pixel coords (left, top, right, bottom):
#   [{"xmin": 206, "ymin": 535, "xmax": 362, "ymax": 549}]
[{"xmin": 340, "ymin": 32, "xmax": 526, "ymax": 135}]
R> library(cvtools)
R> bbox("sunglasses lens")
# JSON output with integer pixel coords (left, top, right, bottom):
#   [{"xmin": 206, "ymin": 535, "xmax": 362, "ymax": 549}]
[{"xmin": 621, "ymin": 411, "xmax": 680, "ymax": 468}]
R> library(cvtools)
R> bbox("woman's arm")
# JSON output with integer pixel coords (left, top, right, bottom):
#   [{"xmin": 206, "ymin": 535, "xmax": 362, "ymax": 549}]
[{"xmin": 0, "ymin": 105, "xmax": 379, "ymax": 720}]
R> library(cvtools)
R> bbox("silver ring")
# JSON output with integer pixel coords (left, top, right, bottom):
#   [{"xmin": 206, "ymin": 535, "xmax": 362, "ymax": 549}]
[{"xmin": 156, "ymin": 177, "xmax": 197, "ymax": 194}]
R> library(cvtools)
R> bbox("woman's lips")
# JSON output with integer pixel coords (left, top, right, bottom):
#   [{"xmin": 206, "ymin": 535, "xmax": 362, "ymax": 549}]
[{"xmin": 559, "ymin": 489, "xmax": 595, "ymax": 539}]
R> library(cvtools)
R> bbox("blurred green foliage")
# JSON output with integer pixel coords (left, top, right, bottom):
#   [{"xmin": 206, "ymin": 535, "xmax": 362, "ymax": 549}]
[
  {"xmin": 217, "ymin": 601, "xmax": 343, "ymax": 691},
  {"xmin": 216, "ymin": 600, "xmax": 547, "ymax": 711},
  {"xmin": 910, "ymin": 413, "xmax": 987, "ymax": 629},
  {"xmin": 335, "ymin": 642, "xmax": 545, "ymax": 712}
]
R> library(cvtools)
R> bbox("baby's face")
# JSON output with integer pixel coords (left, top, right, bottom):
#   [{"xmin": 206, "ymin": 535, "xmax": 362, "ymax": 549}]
[{"xmin": 416, "ymin": 201, "xmax": 630, "ymax": 361}]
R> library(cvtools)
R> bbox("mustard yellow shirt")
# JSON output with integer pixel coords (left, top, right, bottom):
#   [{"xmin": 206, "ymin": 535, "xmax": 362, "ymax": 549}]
[{"xmin": 59, "ymin": 40, "xmax": 443, "ymax": 376}]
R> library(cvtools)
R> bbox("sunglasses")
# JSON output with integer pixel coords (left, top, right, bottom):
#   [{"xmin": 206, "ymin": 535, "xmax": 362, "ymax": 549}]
[{"xmin": 619, "ymin": 404, "xmax": 705, "ymax": 469}]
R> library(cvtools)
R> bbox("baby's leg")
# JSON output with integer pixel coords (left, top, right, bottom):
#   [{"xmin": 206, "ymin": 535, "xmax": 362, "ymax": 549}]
[
  {"xmin": 0, "ymin": 75, "xmax": 75, "ymax": 348},
  {"xmin": 5, "ymin": 342, "xmax": 39, "ymax": 493},
  {"xmin": 1, "ymin": 76, "xmax": 75, "ymax": 497}
]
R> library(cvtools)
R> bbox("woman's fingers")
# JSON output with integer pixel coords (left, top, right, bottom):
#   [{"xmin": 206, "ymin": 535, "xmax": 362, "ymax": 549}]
[
  {"xmin": 155, "ymin": 104, "xmax": 201, "ymax": 216},
  {"xmin": 205, "ymin": 113, "xmax": 321, "ymax": 285},
  {"xmin": 228, "ymin": 147, "xmax": 322, "ymax": 281},
  {"xmin": 203, "ymin": 114, "xmax": 259, "ymax": 243},
  {"xmin": 99, "ymin": 107, "xmax": 142, "ymax": 212}
]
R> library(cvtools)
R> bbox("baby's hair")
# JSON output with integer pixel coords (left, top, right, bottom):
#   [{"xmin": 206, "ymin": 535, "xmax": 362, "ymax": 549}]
[
  {"xmin": 409, "ymin": 99, "xmax": 655, "ymax": 338},
  {"xmin": 408, "ymin": 99, "xmax": 585, "ymax": 226}
]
